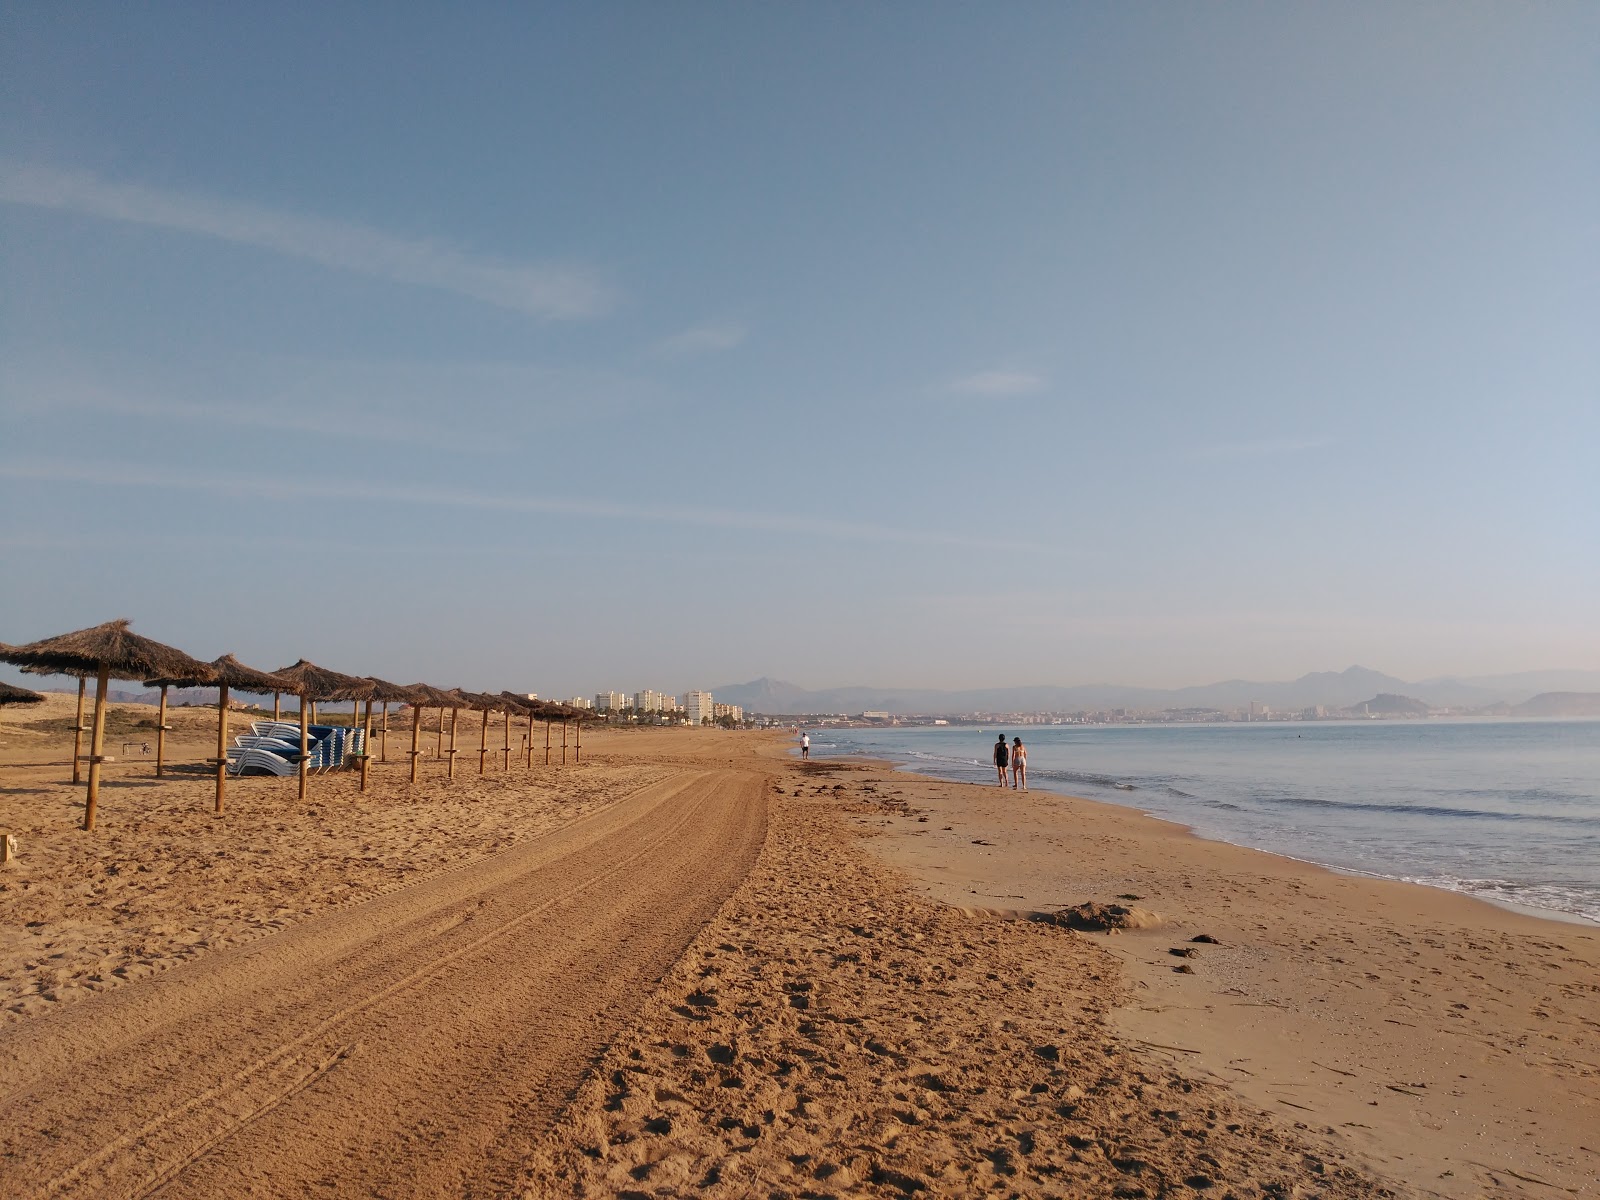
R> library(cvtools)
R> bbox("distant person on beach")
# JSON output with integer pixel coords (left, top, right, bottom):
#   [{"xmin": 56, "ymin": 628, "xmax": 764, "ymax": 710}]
[
  {"xmin": 800, "ymin": 732, "xmax": 810, "ymax": 760},
  {"xmin": 993, "ymin": 734, "xmax": 1009, "ymax": 785},
  {"xmin": 1011, "ymin": 736, "xmax": 1027, "ymax": 790}
]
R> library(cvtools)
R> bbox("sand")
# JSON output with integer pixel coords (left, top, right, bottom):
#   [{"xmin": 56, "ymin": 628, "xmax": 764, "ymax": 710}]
[{"xmin": 2, "ymin": 696, "xmax": 1597, "ymax": 1197}]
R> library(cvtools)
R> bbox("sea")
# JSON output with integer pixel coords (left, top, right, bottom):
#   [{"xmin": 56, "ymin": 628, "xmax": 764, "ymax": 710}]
[{"xmin": 806, "ymin": 720, "xmax": 1600, "ymax": 927}]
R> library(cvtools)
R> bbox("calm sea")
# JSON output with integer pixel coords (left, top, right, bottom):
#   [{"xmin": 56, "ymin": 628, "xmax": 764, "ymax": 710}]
[{"xmin": 807, "ymin": 720, "xmax": 1600, "ymax": 926}]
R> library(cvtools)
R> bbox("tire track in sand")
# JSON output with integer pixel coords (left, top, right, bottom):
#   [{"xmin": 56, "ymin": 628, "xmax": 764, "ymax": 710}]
[{"xmin": 0, "ymin": 768, "xmax": 769, "ymax": 1199}]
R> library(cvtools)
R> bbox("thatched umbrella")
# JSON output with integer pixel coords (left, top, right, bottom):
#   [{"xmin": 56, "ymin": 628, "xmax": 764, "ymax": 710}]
[
  {"xmin": 455, "ymin": 691, "xmax": 500, "ymax": 776},
  {"xmin": 1, "ymin": 620, "xmax": 215, "ymax": 830},
  {"xmin": 0, "ymin": 680, "xmax": 45, "ymax": 706},
  {"xmin": 271, "ymin": 660, "xmax": 370, "ymax": 801},
  {"xmin": 363, "ymin": 678, "xmax": 418, "ymax": 767},
  {"xmin": 399, "ymin": 684, "xmax": 457, "ymax": 783},
  {"xmin": 496, "ymin": 692, "xmax": 535, "ymax": 770},
  {"xmin": 146, "ymin": 655, "xmax": 288, "ymax": 813},
  {"xmin": 20, "ymin": 664, "xmax": 90, "ymax": 783}
]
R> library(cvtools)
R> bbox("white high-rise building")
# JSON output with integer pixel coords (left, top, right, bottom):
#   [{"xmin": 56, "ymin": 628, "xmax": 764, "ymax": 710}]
[
  {"xmin": 594, "ymin": 691, "xmax": 628, "ymax": 712},
  {"xmin": 683, "ymin": 690, "xmax": 714, "ymax": 724}
]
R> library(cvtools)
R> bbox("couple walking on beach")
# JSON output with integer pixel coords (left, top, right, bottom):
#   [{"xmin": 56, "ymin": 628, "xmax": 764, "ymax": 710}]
[{"xmin": 994, "ymin": 734, "xmax": 1027, "ymax": 790}]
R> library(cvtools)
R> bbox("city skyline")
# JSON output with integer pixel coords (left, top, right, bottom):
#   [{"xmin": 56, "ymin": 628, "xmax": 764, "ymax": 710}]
[{"xmin": 3, "ymin": 6, "xmax": 1596, "ymax": 694}]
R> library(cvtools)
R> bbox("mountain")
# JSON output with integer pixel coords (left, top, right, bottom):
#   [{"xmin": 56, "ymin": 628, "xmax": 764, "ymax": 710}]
[
  {"xmin": 711, "ymin": 667, "xmax": 1600, "ymax": 716},
  {"xmin": 1511, "ymin": 692, "xmax": 1600, "ymax": 718}
]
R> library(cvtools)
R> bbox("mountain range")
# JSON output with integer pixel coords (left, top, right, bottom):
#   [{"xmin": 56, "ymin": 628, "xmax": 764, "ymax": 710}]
[{"xmin": 711, "ymin": 667, "xmax": 1600, "ymax": 716}]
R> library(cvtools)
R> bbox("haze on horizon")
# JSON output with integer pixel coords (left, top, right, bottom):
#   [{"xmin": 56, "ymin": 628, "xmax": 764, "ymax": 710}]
[{"xmin": 3, "ymin": 6, "xmax": 1596, "ymax": 701}]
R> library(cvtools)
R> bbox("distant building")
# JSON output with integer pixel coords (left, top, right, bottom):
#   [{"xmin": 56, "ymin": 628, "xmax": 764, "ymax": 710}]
[
  {"xmin": 713, "ymin": 702, "xmax": 744, "ymax": 722},
  {"xmin": 567, "ymin": 697, "xmax": 593, "ymax": 710},
  {"xmin": 862, "ymin": 711, "xmax": 890, "ymax": 720},
  {"xmin": 594, "ymin": 691, "xmax": 628, "ymax": 712},
  {"xmin": 683, "ymin": 690, "xmax": 714, "ymax": 724}
]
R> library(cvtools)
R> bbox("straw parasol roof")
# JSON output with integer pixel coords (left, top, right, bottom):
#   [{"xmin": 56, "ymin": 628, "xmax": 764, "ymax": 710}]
[
  {"xmin": 364, "ymin": 677, "xmax": 424, "ymax": 705},
  {"xmin": 1, "ymin": 618, "xmax": 214, "ymax": 684},
  {"xmin": 0, "ymin": 680, "xmax": 45, "ymax": 706},
  {"xmin": 144, "ymin": 653, "xmax": 288, "ymax": 694},
  {"xmin": 271, "ymin": 659, "xmax": 370, "ymax": 701},
  {"xmin": 409, "ymin": 683, "xmax": 467, "ymax": 709},
  {"xmin": 497, "ymin": 691, "xmax": 539, "ymax": 714}
]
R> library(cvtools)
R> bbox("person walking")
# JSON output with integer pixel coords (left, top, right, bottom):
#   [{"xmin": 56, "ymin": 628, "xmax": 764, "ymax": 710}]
[
  {"xmin": 1011, "ymin": 736, "xmax": 1027, "ymax": 790},
  {"xmin": 800, "ymin": 731, "xmax": 810, "ymax": 760},
  {"xmin": 993, "ymin": 734, "xmax": 1009, "ymax": 785}
]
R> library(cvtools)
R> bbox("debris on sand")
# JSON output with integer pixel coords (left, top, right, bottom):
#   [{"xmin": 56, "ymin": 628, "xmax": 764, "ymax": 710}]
[{"xmin": 1031, "ymin": 901, "xmax": 1163, "ymax": 933}]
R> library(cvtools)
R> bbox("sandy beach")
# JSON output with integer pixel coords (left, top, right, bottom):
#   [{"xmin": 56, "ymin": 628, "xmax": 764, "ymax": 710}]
[{"xmin": 2, "ymin": 696, "xmax": 1596, "ymax": 1197}]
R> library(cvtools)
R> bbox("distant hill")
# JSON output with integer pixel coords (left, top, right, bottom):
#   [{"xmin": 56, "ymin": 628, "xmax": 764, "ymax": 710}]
[
  {"xmin": 1351, "ymin": 693, "xmax": 1430, "ymax": 716},
  {"xmin": 711, "ymin": 666, "xmax": 1600, "ymax": 717},
  {"xmin": 1512, "ymin": 692, "xmax": 1600, "ymax": 718}
]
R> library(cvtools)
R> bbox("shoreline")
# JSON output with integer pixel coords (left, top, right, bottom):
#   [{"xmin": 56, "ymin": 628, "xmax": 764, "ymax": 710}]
[{"xmin": 809, "ymin": 744, "xmax": 1600, "ymax": 931}]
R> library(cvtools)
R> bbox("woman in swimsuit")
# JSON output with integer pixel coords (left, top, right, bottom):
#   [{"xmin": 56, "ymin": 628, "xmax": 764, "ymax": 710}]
[{"xmin": 1011, "ymin": 737, "xmax": 1027, "ymax": 790}]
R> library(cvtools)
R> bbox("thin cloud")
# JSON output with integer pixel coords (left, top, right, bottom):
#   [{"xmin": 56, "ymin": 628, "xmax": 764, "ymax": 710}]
[
  {"xmin": 1189, "ymin": 436, "xmax": 1333, "ymax": 460},
  {"xmin": 0, "ymin": 459, "xmax": 1047, "ymax": 553},
  {"xmin": 948, "ymin": 370, "xmax": 1046, "ymax": 397},
  {"xmin": 0, "ymin": 159, "xmax": 614, "ymax": 319},
  {"xmin": 652, "ymin": 323, "xmax": 747, "ymax": 356}
]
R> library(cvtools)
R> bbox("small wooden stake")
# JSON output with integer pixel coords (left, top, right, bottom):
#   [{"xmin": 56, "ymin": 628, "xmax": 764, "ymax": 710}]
[
  {"xmin": 561, "ymin": 719, "xmax": 567, "ymax": 766},
  {"xmin": 380, "ymin": 701, "xmax": 390, "ymax": 763},
  {"xmin": 575, "ymin": 718, "xmax": 582, "ymax": 765},
  {"xmin": 447, "ymin": 707, "xmax": 459, "ymax": 780},
  {"xmin": 526, "ymin": 710, "xmax": 534, "ymax": 767},
  {"xmin": 409, "ymin": 704, "xmax": 422, "ymax": 783},
  {"xmin": 544, "ymin": 718, "xmax": 551, "ymax": 765},
  {"xmin": 501, "ymin": 708, "xmax": 511, "ymax": 770},
  {"xmin": 478, "ymin": 707, "xmax": 489, "ymax": 775}
]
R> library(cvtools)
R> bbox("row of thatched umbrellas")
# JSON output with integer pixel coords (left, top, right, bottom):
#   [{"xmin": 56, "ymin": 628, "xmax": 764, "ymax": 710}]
[{"xmin": 0, "ymin": 620, "xmax": 591, "ymax": 832}]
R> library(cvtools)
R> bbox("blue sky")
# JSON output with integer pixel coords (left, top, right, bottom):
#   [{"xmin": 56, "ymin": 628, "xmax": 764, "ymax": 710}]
[{"xmin": 3, "ymin": 4, "xmax": 1596, "ymax": 697}]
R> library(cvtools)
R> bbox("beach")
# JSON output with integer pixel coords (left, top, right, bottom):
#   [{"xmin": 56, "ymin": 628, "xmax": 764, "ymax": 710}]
[{"xmin": 2, "ymin": 696, "xmax": 1597, "ymax": 1196}]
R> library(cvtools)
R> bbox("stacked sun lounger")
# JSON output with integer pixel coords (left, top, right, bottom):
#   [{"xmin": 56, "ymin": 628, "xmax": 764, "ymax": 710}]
[{"xmin": 226, "ymin": 721, "xmax": 366, "ymax": 776}]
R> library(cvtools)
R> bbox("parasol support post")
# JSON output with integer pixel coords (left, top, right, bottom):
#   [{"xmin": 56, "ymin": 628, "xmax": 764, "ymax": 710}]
[{"xmin": 83, "ymin": 664, "xmax": 110, "ymax": 831}]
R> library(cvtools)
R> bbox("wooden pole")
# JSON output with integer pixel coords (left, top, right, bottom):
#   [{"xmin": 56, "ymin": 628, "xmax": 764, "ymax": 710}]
[
  {"xmin": 501, "ymin": 708, "xmax": 511, "ymax": 770},
  {"xmin": 215, "ymin": 683, "xmax": 230, "ymax": 814},
  {"xmin": 274, "ymin": 691, "xmax": 281, "ymax": 721},
  {"xmin": 478, "ymin": 707, "xmax": 489, "ymax": 775},
  {"xmin": 561, "ymin": 719, "xmax": 567, "ymax": 766},
  {"xmin": 380, "ymin": 702, "xmax": 389, "ymax": 763},
  {"xmin": 297, "ymin": 695, "xmax": 310, "ymax": 802},
  {"xmin": 576, "ymin": 718, "xmax": 582, "ymax": 765},
  {"xmin": 544, "ymin": 718, "xmax": 551, "ymax": 765},
  {"xmin": 409, "ymin": 704, "xmax": 422, "ymax": 783},
  {"xmin": 352, "ymin": 696, "xmax": 361, "ymax": 769},
  {"xmin": 525, "ymin": 710, "xmax": 534, "ymax": 767},
  {"xmin": 156, "ymin": 683, "xmax": 169, "ymax": 777},
  {"xmin": 71, "ymin": 676, "xmax": 86, "ymax": 785},
  {"xmin": 360, "ymin": 698, "xmax": 373, "ymax": 792},
  {"xmin": 309, "ymin": 700, "xmax": 317, "ymax": 726},
  {"xmin": 435, "ymin": 706, "xmax": 446, "ymax": 760},
  {"xmin": 447, "ymin": 707, "xmax": 459, "ymax": 779},
  {"xmin": 83, "ymin": 664, "xmax": 111, "ymax": 831}
]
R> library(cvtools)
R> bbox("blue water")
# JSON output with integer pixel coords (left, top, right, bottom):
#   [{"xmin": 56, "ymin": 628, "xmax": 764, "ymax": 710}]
[{"xmin": 807, "ymin": 720, "xmax": 1600, "ymax": 925}]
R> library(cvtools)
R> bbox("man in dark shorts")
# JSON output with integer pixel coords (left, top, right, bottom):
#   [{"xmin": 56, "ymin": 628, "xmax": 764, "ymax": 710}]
[{"xmin": 993, "ymin": 734, "xmax": 1009, "ymax": 785}]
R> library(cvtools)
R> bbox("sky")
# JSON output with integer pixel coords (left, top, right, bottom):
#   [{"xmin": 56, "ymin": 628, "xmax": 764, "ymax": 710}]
[{"xmin": 2, "ymin": 3, "xmax": 1597, "ymax": 698}]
